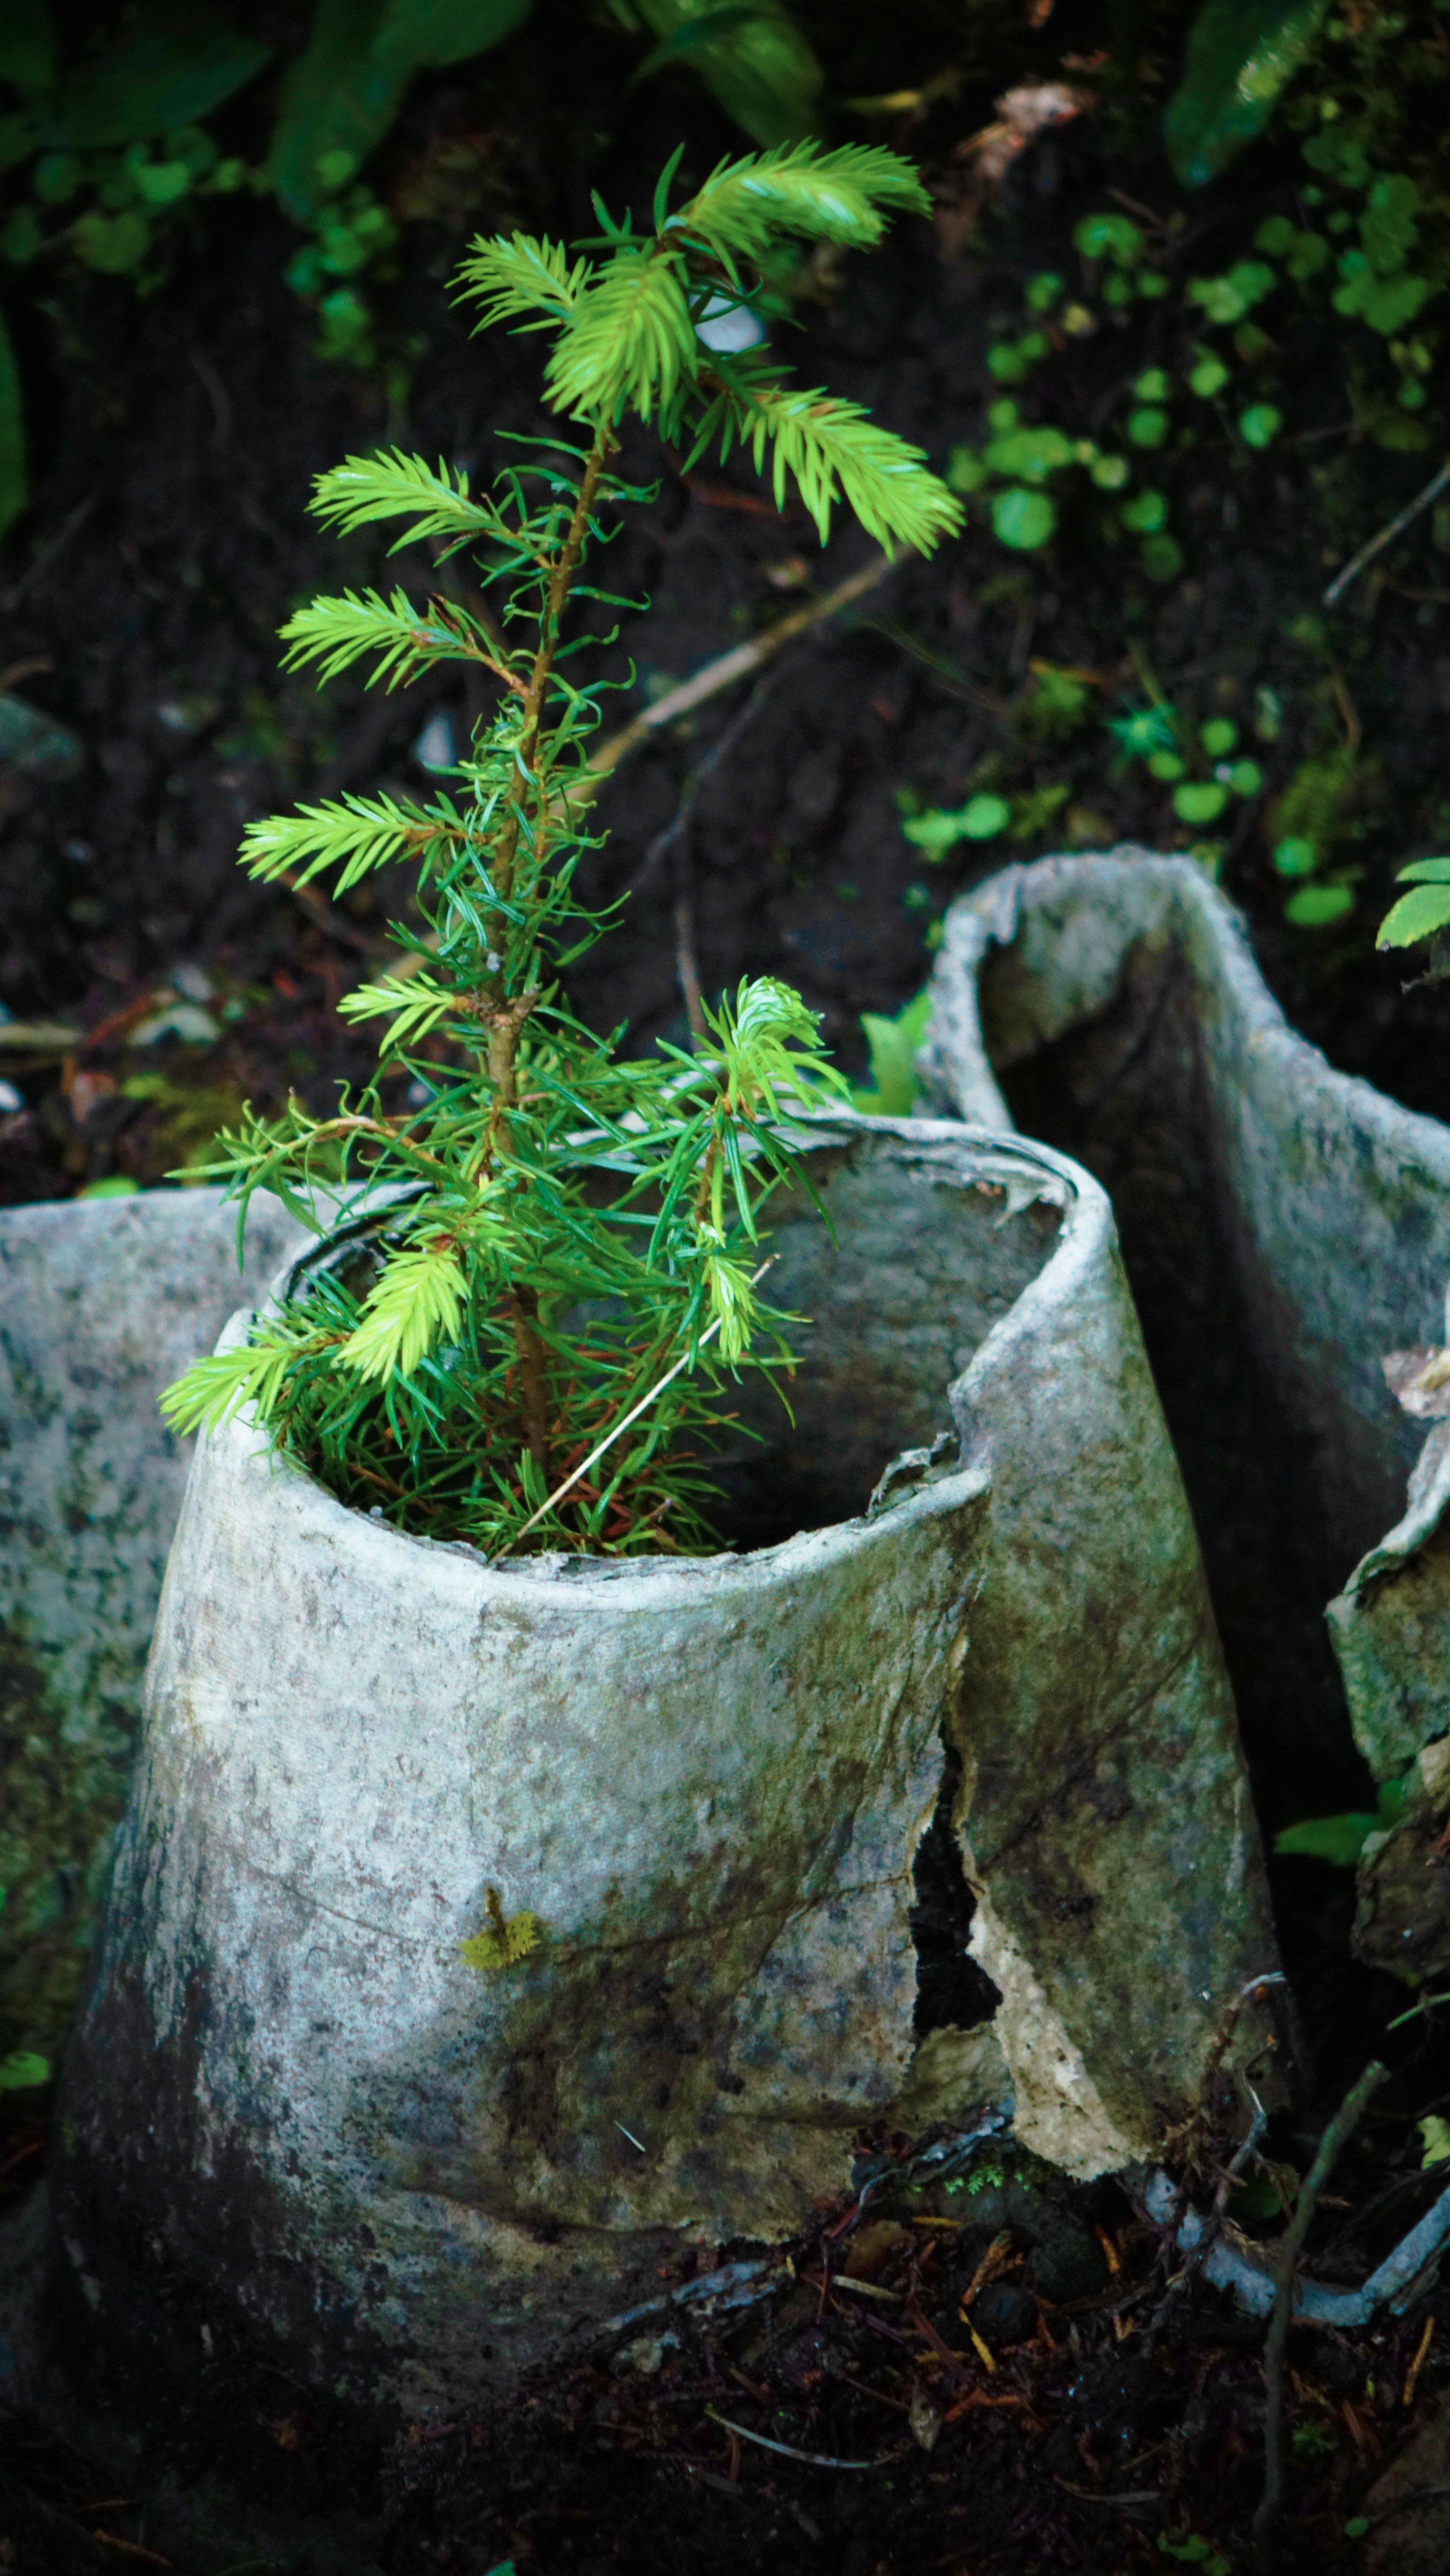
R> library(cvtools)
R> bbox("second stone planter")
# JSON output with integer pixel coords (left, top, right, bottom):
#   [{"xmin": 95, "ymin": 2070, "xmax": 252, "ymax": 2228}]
[
  {"xmin": 918, "ymin": 850, "xmax": 1450, "ymax": 1993},
  {"xmin": 57, "ymin": 1114, "xmax": 1280, "ymax": 2414}
]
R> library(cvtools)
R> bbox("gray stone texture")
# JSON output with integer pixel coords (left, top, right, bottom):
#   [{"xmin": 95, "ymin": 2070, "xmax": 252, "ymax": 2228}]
[
  {"xmin": 0, "ymin": 1188, "xmax": 306, "ymax": 2061},
  {"xmin": 920, "ymin": 851, "xmax": 1450, "ymax": 1788}
]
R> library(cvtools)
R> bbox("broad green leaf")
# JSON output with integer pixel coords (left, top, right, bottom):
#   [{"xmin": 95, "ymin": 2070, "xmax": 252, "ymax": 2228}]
[
  {"xmin": 1274, "ymin": 1809, "xmax": 1378, "ymax": 1866},
  {"xmin": 372, "ymin": 0, "xmax": 530, "ymax": 75},
  {"xmin": 632, "ymin": 4, "xmax": 763, "ymax": 81},
  {"xmin": 0, "ymin": 0, "xmax": 55, "ymax": 96},
  {"xmin": 1420, "ymin": 2114, "xmax": 1450, "ymax": 2171},
  {"xmin": 1378, "ymin": 883, "xmax": 1450, "ymax": 950},
  {"xmin": 58, "ymin": 1, "xmax": 271, "ymax": 150},
  {"xmin": 1164, "ymin": 0, "xmax": 1331, "ymax": 189},
  {"xmin": 632, "ymin": 0, "xmax": 822, "ymax": 145},
  {"xmin": 0, "ymin": 2048, "xmax": 51, "ymax": 2090},
  {"xmin": 0, "ymin": 309, "xmax": 26, "ymax": 539},
  {"xmin": 851, "ymin": 987, "xmax": 932, "ymax": 1117},
  {"xmin": 270, "ymin": 0, "xmax": 408, "ymax": 219},
  {"xmin": 1396, "ymin": 857, "xmax": 1450, "ymax": 885}
]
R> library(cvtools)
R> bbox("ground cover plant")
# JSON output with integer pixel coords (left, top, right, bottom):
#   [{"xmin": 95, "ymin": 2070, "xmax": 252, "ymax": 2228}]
[{"xmin": 161, "ymin": 138, "xmax": 960, "ymax": 1556}]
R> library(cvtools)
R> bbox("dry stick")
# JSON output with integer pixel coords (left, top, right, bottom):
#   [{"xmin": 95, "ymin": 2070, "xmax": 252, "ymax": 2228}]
[
  {"xmin": 703, "ymin": 2408, "xmax": 891, "ymax": 2472},
  {"xmin": 500, "ymin": 1257, "xmax": 775, "ymax": 1554},
  {"xmin": 580, "ymin": 547, "xmax": 913, "ymax": 795},
  {"xmin": 637, "ymin": 671, "xmax": 778, "ymax": 1037},
  {"xmin": 1253, "ymin": 2058, "xmax": 1388, "ymax": 2571},
  {"xmin": 674, "ymin": 870, "xmax": 706, "ymax": 1041},
  {"xmin": 1323, "ymin": 456, "xmax": 1450, "ymax": 607}
]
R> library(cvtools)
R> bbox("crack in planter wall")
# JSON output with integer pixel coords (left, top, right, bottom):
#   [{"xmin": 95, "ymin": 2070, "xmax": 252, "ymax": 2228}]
[{"xmin": 55, "ymin": 1117, "xmax": 1277, "ymax": 2414}]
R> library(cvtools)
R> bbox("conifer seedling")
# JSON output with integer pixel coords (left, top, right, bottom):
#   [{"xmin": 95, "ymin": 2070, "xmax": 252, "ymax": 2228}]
[{"xmin": 163, "ymin": 144, "xmax": 962, "ymax": 1556}]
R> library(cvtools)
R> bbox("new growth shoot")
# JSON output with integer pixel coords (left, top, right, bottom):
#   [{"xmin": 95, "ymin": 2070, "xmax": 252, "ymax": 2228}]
[{"xmin": 163, "ymin": 142, "xmax": 962, "ymax": 1556}]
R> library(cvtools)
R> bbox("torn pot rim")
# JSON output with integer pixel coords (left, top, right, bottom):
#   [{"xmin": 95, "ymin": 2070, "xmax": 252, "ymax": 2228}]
[{"xmin": 202, "ymin": 1110, "xmax": 1107, "ymax": 1603}]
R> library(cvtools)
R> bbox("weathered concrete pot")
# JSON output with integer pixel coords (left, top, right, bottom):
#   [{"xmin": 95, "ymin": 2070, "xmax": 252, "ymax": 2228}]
[
  {"xmin": 919, "ymin": 851, "xmax": 1450, "ymax": 1816},
  {"xmin": 58, "ymin": 1115, "xmax": 1278, "ymax": 2413},
  {"xmin": 0, "ymin": 1189, "xmax": 306, "ymax": 2067}
]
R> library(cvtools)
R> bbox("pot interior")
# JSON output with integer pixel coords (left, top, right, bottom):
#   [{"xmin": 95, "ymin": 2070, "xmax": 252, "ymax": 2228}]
[{"xmin": 703, "ymin": 1126, "xmax": 1063, "ymax": 1550}]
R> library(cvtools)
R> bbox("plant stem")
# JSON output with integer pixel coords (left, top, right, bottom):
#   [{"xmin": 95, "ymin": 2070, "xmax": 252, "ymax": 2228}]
[
  {"xmin": 1253, "ymin": 2058, "xmax": 1387, "ymax": 2570},
  {"xmin": 477, "ymin": 430, "xmax": 612, "ymax": 1478}
]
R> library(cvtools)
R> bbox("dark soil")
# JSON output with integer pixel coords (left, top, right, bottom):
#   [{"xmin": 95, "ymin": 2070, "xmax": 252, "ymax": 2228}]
[{"xmin": 7, "ymin": 9, "xmax": 1450, "ymax": 2568}]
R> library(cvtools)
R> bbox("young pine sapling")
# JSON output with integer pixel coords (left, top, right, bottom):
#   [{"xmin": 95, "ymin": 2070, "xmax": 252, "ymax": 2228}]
[{"xmin": 163, "ymin": 143, "xmax": 961, "ymax": 1556}]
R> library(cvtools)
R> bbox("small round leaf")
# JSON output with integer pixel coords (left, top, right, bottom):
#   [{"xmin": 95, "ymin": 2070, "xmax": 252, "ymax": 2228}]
[
  {"xmin": 1173, "ymin": 781, "xmax": 1229, "ymax": 824},
  {"xmin": 960, "ymin": 793, "xmax": 1012, "ymax": 840},
  {"xmin": 1127, "ymin": 406, "xmax": 1169, "ymax": 448},
  {"xmin": 1288, "ymin": 883, "xmax": 1355, "ymax": 927},
  {"xmin": 990, "ymin": 487, "xmax": 1055, "ymax": 551},
  {"xmin": 1240, "ymin": 403, "xmax": 1283, "ymax": 448}
]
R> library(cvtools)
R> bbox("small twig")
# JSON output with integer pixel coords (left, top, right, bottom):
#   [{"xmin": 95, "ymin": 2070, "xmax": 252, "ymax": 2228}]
[
  {"xmin": 630, "ymin": 670, "xmax": 775, "ymax": 1037},
  {"xmin": 1324, "ymin": 456, "xmax": 1450, "ymax": 606},
  {"xmin": 905, "ymin": 2299, "xmax": 975, "ymax": 2391},
  {"xmin": 1387, "ymin": 1986, "xmax": 1450, "ymax": 2031},
  {"xmin": 628, "ymin": 671, "xmax": 775, "ymax": 898},
  {"xmin": 1253, "ymin": 2059, "xmax": 1388, "ymax": 2571},
  {"xmin": 0, "ymin": 654, "xmax": 52, "ymax": 693},
  {"xmin": 674, "ymin": 874, "xmax": 705, "ymax": 1040},
  {"xmin": 499, "ymin": 1258, "xmax": 775, "ymax": 1554},
  {"xmin": 704, "ymin": 2408, "xmax": 897, "ymax": 2471},
  {"xmin": 583, "ymin": 548, "xmax": 911, "ymax": 791},
  {"xmin": 0, "ymin": 487, "xmax": 102, "ymax": 612},
  {"xmin": 1150, "ymin": 2097, "xmax": 1269, "ymax": 2336},
  {"xmin": 1402, "ymin": 2312, "xmax": 1435, "ymax": 2408}
]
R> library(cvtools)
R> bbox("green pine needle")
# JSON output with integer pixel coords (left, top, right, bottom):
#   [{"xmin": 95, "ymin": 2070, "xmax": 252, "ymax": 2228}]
[
  {"xmin": 697, "ymin": 370, "xmax": 964, "ymax": 551},
  {"xmin": 279, "ymin": 588, "xmax": 472, "ymax": 690},
  {"xmin": 310, "ymin": 449, "xmax": 501, "ymax": 550},
  {"xmin": 546, "ymin": 243, "xmax": 696, "ymax": 424},
  {"xmin": 455, "ymin": 233, "xmax": 594, "ymax": 332},
  {"xmin": 341, "ymin": 1237, "xmax": 470, "ymax": 1382},
  {"xmin": 678, "ymin": 139, "xmax": 930, "ymax": 262},
  {"xmin": 240, "ymin": 790, "xmax": 430, "ymax": 892},
  {"xmin": 164, "ymin": 146, "xmax": 951, "ymax": 1557}
]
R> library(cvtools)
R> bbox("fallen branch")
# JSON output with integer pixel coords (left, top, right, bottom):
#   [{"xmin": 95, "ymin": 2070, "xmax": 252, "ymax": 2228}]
[
  {"xmin": 704, "ymin": 2408, "xmax": 901, "ymax": 2471},
  {"xmin": 1323, "ymin": 456, "xmax": 1450, "ymax": 607},
  {"xmin": 1254, "ymin": 2059, "xmax": 1387, "ymax": 2568},
  {"xmin": 581, "ymin": 547, "xmax": 913, "ymax": 793},
  {"xmin": 1144, "ymin": 2144, "xmax": 1450, "ymax": 2329}
]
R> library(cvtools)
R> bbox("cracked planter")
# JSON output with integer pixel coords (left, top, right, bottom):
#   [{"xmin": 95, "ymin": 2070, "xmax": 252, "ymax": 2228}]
[
  {"xmin": 57, "ymin": 1115, "xmax": 1279, "ymax": 2414},
  {"xmin": 0, "ymin": 1188, "xmax": 306, "ymax": 2070},
  {"xmin": 920, "ymin": 850, "xmax": 1450, "ymax": 1824}
]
